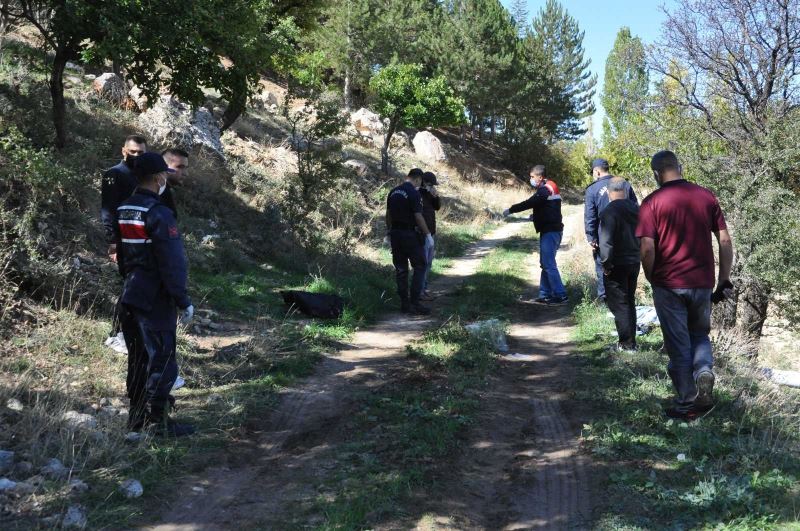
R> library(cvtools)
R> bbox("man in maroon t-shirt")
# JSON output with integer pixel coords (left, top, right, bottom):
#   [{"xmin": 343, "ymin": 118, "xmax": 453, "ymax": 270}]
[{"xmin": 636, "ymin": 150, "xmax": 734, "ymax": 421}]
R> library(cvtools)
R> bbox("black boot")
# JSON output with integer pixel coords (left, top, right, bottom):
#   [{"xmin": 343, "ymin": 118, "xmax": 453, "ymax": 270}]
[
  {"xmin": 127, "ymin": 397, "xmax": 147, "ymax": 431},
  {"xmin": 147, "ymin": 403, "xmax": 195, "ymax": 437}
]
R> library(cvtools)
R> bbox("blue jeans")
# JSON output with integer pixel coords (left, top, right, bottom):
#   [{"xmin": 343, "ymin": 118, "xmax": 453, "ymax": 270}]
[
  {"xmin": 593, "ymin": 250, "xmax": 606, "ymax": 298},
  {"xmin": 422, "ymin": 236, "xmax": 435, "ymax": 290},
  {"xmin": 539, "ymin": 231, "xmax": 566, "ymax": 299},
  {"xmin": 653, "ymin": 287, "xmax": 714, "ymax": 412}
]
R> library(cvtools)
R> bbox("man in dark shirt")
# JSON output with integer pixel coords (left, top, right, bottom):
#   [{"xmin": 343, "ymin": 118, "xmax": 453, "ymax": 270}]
[
  {"xmin": 420, "ymin": 171, "xmax": 441, "ymax": 300},
  {"xmin": 386, "ymin": 168, "xmax": 434, "ymax": 315},
  {"xmin": 584, "ymin": 158, "xmax": 637, "ymax": 302},
  {"xmin": 636, "ymin": 150, "xmax": 734, "ymax": 421},
  {"xmin": 101, "ymin": 135, "xmax": 148, "ymax": 261},
  {"xmin": 502, "ymin": 165, "xmax": 567, "ymax": 304},
  {"xmin": 160, "ymin": 148, "xmax": 190, "ymax": 218},
  {"xmin": 599, "ymin": 177, "xmax": 641, "ymax": 352},
  {"xmin": 118, "ymin": 152, "xmax": 195, "ymax": 437}
]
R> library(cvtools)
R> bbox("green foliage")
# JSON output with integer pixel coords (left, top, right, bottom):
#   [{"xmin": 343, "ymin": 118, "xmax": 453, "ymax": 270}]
[{"xmin": 601, "ymin": 27, "xmax": 648, "ymax": 140}]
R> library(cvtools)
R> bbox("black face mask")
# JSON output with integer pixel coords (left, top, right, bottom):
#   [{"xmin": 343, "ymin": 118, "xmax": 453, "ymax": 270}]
[{"xmin": 124, "ymin": 154, "xmax": 139, "ymax": 168}]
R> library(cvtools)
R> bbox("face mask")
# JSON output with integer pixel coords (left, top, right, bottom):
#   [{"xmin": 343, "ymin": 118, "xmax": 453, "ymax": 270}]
[
  {"xmin": 158, "ymin": 175, "xmax": 167, "ymax": 196},
  {"xmin": 530, "ymin": 178, "xmax": 537, "ymax": 188},
  {"xmin": 124, "ymin": 154, "xmax": 138, "ymax": 168}
]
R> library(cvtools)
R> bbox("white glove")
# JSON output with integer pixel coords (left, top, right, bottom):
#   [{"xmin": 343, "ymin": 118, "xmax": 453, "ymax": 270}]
[
  {"xmin": 179, "ymin": 305, "xmax": 194, "ymax": 325},
  {"xmin": 502, "ymin": 208, "xmax": 510, "ymax": 217},
  {"xmin": 424, "ymin": 234, "xmax": 434, "ymax": 250}
]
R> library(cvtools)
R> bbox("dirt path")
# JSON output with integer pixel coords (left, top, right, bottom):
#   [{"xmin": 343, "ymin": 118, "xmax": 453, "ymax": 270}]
[
  {"xmin": 413, "ymin": 207, "xmax": 595, "ymax": 530},
  {"xmin": 143, "ymin": 221, "xmax": 527, "ymax": 531}
]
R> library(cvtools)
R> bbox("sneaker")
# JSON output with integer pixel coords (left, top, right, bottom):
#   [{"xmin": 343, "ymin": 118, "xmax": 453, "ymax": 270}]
[
  {"xmin": 419, "ymin": 290, "xmax": 436, "ymax": 302},
  {"xmin": 171, "ymin": 376, "xmax": 185, "ymax": 392},
  {"xmin": 546, "ymin": 296, "xmax": 569, "ymax": 305},
  {"xmin": 105, "ymin": 332, "xmax": 128, "ymax": 355},
  {"xmin": 695, "ymin": 371, "xmax": 715, "ymax": 408},
  {"xmin": 604, "ymin": 343, "xmax": 637, "ymax": 354},
  {"xmin": 406, "ymin": 303, "xmax": 431, "ymax": 316}
]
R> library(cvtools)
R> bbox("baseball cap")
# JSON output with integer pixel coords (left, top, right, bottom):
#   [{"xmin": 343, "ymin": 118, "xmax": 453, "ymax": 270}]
[
  {"xmin": 591, "ymin": 158, "xmax": 610, "ymax": 171},
  {"xmin": 422, "ymin": 171, "xmax": 438, "ymax": 185},
  {"xmin": 133, "ymin": 152, "xmax": 175, "ymax": 178}
]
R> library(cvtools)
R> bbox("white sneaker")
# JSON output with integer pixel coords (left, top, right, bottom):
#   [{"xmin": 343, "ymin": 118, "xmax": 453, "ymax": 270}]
[
  {"xmin": 172, "ymin": 376, "xmax": 185, "ymax": 391},
  {"xmin": 106, "ymin": 332, "xmax": 128, "ymax": 355}
]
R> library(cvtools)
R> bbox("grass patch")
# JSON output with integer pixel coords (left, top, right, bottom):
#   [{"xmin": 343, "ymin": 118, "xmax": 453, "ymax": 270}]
[{"xmin": 572, "ymin": 297, "xmax": 800, "ymax": 530}]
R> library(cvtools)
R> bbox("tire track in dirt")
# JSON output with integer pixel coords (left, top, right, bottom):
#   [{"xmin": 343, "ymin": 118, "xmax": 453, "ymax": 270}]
[
  {"xmin": 142, "ymin": 221, "xmax": 526, "ymax": 531},
  {"xmin": 415, "ymin": 207, "xmax": 593, "ymax": 531}
]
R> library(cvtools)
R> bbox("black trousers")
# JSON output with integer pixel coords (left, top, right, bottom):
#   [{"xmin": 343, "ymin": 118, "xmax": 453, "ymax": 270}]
[
  {"xmin": 120, "ymin": 305, "xmax": 178, "ymax": 420},
  {"xmin": 390, "ymin": 229, "xmax": 427, "ymax": 305},
  {"xmin": 603, "ymin": 263, "xmax": 640, "ymax": 348}
]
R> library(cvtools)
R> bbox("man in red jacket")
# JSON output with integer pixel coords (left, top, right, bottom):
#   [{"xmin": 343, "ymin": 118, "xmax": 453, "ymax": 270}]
[{"xmin": 637, "ymin": 151, "xmax": 734, "ymax": 421}]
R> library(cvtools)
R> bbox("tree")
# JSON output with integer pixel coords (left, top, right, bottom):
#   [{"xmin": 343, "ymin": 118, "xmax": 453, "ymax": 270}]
[
  {"xmin": 369, "ymin": 63, "xmax": 465, "ymax": 173},
  {"xmin": 601, "ymin": 27, "xmax": 648, "ymax": 138},
  {"xmin": 530, "ymin": 0, "xmax": 596, "ymax": 138},
  {"xmin": 642, "ymin": 0, "xmax": 800, "ymax": 343},
  {"xmin": 509, "ymin": 0, "xmax": 528, "ymax": 37}
]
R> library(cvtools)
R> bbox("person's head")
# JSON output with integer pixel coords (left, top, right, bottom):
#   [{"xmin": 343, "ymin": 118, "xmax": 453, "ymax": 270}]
[
  {"xmin": 407, "ymin": 168, "xmax": 425, "ymax": 189},
  {"xmin": 161, "ymin": 147, "xmax": 190, "ymax": 186},
  {"xmin": 422, "ymin": 171, "xmax": 438, "ymax": 188},
  {"xmin": 650, "ymin": 150, "xmax": 682, "ymax": 187},
  {"xmin": 132, "ymin": 152, "xmax": 175, "ymax": 195},
  {"xmin": 529, "ymin": 165, "xmax": 546, "ymax": 187},
  {"xmin": 122, "ymin": 135, "xmax": 147, "ymax": 167},
  {"xmin": 591, "ymin": 158, "xmax": 610, "ymax": 179},
  {"xmin": 608, "ymin": 177, "xmax": 628, "ymax": 201}
]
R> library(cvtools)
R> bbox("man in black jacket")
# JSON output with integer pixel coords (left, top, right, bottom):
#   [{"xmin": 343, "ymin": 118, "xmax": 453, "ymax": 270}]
[
  {"xmin": 420, "ymin": 171, "xmax": 441, "ymax": 300},
  {"xmin": 502, "ymin": 165, "xmax": 567, "ymax": 304},
  {"xmin": 599, "ymin": 177, "xmax": 641, "ymax": 351}
]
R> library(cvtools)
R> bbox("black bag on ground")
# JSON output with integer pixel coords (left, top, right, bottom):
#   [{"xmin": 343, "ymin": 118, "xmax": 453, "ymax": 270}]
[{"xmin": 280, "ymin": 290, "xmax": 344, "ymax": 319}]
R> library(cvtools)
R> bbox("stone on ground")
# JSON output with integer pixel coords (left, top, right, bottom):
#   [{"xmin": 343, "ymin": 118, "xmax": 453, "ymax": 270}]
[
  {"xmin": 119, "ymin": 478, "xmax": 144, "ymax": 498},
  {"xmin": 62, "ymin": 505, "xmax": 87, "ymax": 528},
  {"xmin": 41, "ymin": 458, "xmax": 68, "ymax": 480},
  {"xmin": 0, "ymin": 450, "xmax": 14, "ymax": 474},
  {"xmin": 6, "ymin": 398, "xmax": 23, "ymax": 412},
  {"xmin": 138, "ymin": 96, "xmax": 224, "ymax": 159},
  {"xmin": 62, "ymin": 411, "xmax": 98, "ymax": 430},
  {"xmin": 412, "ymin": 131, "xmax": 447, "ymax": 163},
  {"xmin": 92, "ymin": 73, "xmax": 128, "ymax": 106},
  {"xmin": 344, "ymin": 159, "xmax": 370, "ymax": 177}
]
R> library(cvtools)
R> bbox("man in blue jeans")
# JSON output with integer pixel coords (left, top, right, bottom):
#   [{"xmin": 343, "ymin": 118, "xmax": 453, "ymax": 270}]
[
  {"xmin": 637, "ymin": 151, "xmax": 734, "ymax": 421},
  {"xmin": 503, "ymin": 165, "xmax": 567, "ymax": 305}
]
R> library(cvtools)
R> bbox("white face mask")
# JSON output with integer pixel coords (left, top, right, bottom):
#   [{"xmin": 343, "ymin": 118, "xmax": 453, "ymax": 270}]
[
  {"xmin": 530, "ymin": 178, "xmax": 537, "ymax": 188},
  {"xmin": 158, "ymin": 175, "xmax": 167, "ymax": 196}
]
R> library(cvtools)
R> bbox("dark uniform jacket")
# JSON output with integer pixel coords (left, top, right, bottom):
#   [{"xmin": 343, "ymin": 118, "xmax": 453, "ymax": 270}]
[
  {"xmin": 584, "ymin": 174, "xmax": 637, "ymax": 244},
  {"xmin": 101, "ymin": 161, "xmax": 179, "ymax": 246},
  {"xmin": 420, "ymin": 188, "xmax": 441, "ymax": 236},
  {"xmin": 509, "ymin": 179, "xmax": 564, "ymax": 234},
  {"xmin": 599, "ymin": 199, "xmax": 640, "ymax": 268},
  {"xmin": 387, "ymin": 181, "xmax": 423, "ymax": 231},
  {"xmin": 117, "ymin": 189, "xmax": 191, "ymax": 330}
]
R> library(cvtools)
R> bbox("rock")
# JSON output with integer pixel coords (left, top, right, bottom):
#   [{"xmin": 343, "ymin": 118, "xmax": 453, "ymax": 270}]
[
  {"xmin": 65, "ymin": 62, "xmax": 84, "ymax": 73},
  {"xmin": 138, "ymin": 96, "xmax": 224, "ymax": 159},
  {"xmin": 62, "ymin": 411, "xmax": 97, "ymax": 430},
  {"xmin": 344, "ymin": 159, "xmax": 370, "ymax": 177},
  {"xmin": 124, "ymin": 432, "xmax": 143, "ymax": 444},
  {"xmin": 66, "ymin": 76, "xmax": 82, "ymax": 85},
  {"xmin": 99, "ymin": 398, "xmax": 111, "ymax": 407},
  {"xmin": 119, "ymin": 478, "xmax": 143, "ymax": 498},
  {"xmin": 350, "ymin": 108, "xmax": 385, "ymax": 136},
  {"xmin": 392, "ymin": 131, "xmax": 411, "ymax": 148},
  {"xmin": 84, "ymin": 74, "xmax": 96, "ymax": 81},
  {"xmin": 0, "ymin": 450, "xmax": 14, "ymax": 474},
  {"xmin": 255, "ymin": 90, "xmax": 280, "ymax": 108},
  {"xmin": 207, "ymin": 322, "xmax": 224, "ymax": 331},
  {"xmin": 97, "ymin": 407, "xmax": 119, "ymax": 419},
  {"xmin": 13, "ymin": 461, "xmax": 33, "ymax": 477},
  {"xmin": 6, "ymin": 398, "xmax": 23, "ymax": 412},
  {"xmin": 0, "ymin": 478, "xmax": 17, "ymax": 491},
  {"xmin": 92, "ymin": 73, "xmax": 128, "ymax": 106},
  {"xmin": 62, "ymin": 505, "xmax": 87, "ymax": 528},
  {"xmin": 412, "ymin": 131, "xmax": 447, "ymax": 163},
  {"xmin": 40, "ymin": 458, "xmax": 68, "ymax": 480},
  {"xmin": 128, "ymin": 85, "xmax": 148, "ymax": 111},
  {"xmin": 201, "ymin": 234, "xmax": 220, "ymax": 245},
  {"xmin": 68, "ymin": 479, "xmax": 89, "ymax": 494},
  {"xmin": 11, "ymin": 481, "xmax": 35, "ymax": 494}
]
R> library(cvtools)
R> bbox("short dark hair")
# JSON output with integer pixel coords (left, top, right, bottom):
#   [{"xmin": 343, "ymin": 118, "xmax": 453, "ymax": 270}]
[
  {"xmin": 162, "ymin": 147, "xmax": 189, "ymax": 158},
  {"xmin": 408, "ymin": 168, "xmax": 424, "ymax": 179},
  {"xmin": 125, "ymin": 135, "xmax": 147, "ymax": 146},
  {"xmin": 530, "ymin": 165, "xmax": 546, "ymax": 177},
  {"xmin": 651, "ymin": 150, "xmax": 680, "ymax": 173}
]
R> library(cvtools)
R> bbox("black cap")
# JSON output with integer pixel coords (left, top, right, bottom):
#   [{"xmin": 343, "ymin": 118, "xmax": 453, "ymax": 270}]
[
  {"xmin": 591, "ymin": 158, "xmax": 610, "ymax": 171},
  {"xmin": 422, "ymin": 171, "xmax": 437, "ymax": 185},
  {"xmin": 133, "ymin": 152, "xmax": 175, "ymax": 178},
  {"xmin": 408, "ymin": 168, "xmax": 424, "ymax": 179}
]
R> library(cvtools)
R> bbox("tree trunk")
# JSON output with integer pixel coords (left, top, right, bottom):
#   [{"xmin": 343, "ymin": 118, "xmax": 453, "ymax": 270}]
[
  {"xmin": 221, "ymin": 99, "xmax": 245, "ymax": 131},
  {"xmin": 50, "ymin": 45, "xmax": 69, "ymax": 149},
  {"xmin": 343, "ymin": 67, "xmax": 352, "ymax": 111},
  {"xmin": 381, "ymin": 117, "xmax": 398, "ymax": 175},
  {"xmin": 490, "ymin": 115, "xmax": 496, "ymax": 140},
  {"xmin": 459, "ymin": 124, "xmax": 466, "ymax": 152},
  {"xmin": 736, "ymin": 277, "xmax": 770, "ymax": 349}
]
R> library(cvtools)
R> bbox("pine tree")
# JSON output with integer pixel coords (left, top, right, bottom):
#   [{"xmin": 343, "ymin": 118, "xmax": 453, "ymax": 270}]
[
  {"xmin": 509, "ymin": 0, "xmax": 529, "ymax": 37},
  {"xmin": 601, "ymin": 27, "xmax": 648, "ymax": 139},
  {"xmin": 530, "ymin": 0, "xmax": 596, "ymax": 138}
]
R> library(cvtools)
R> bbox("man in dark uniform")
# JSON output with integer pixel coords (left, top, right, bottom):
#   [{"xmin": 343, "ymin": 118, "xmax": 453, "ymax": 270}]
[
  {"xmin": 386, "ymin": 168, "xmax": 434, "ymax": 315},
  {"xmin": 117, "ymin": 152, "xmax": 195, "ymax": 436},
  {"xmin": 584, "ymin": 158, "xmax": 637, "ymax": 302},
  {"xmin": 420, "ymin": 171, "xmax": 441, "ymax": 300},
  {"xmin": 160, "ymin": 147, "xmax": 190, "ymax": 218},
  {"xmin": 101, "ymin": 135, "xmax": 147, "ymax": 355}
]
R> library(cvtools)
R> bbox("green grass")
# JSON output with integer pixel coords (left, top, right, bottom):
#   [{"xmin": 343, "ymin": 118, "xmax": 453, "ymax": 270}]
[{"xmin": 572, "ymin": 297, "xmax": 800, "ymax": 530}]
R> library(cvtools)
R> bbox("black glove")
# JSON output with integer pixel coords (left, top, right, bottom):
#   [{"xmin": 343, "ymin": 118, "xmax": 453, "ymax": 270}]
[{"xmin": 711, "ymin": 280, "xmax": 734, "ymax": 304}]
